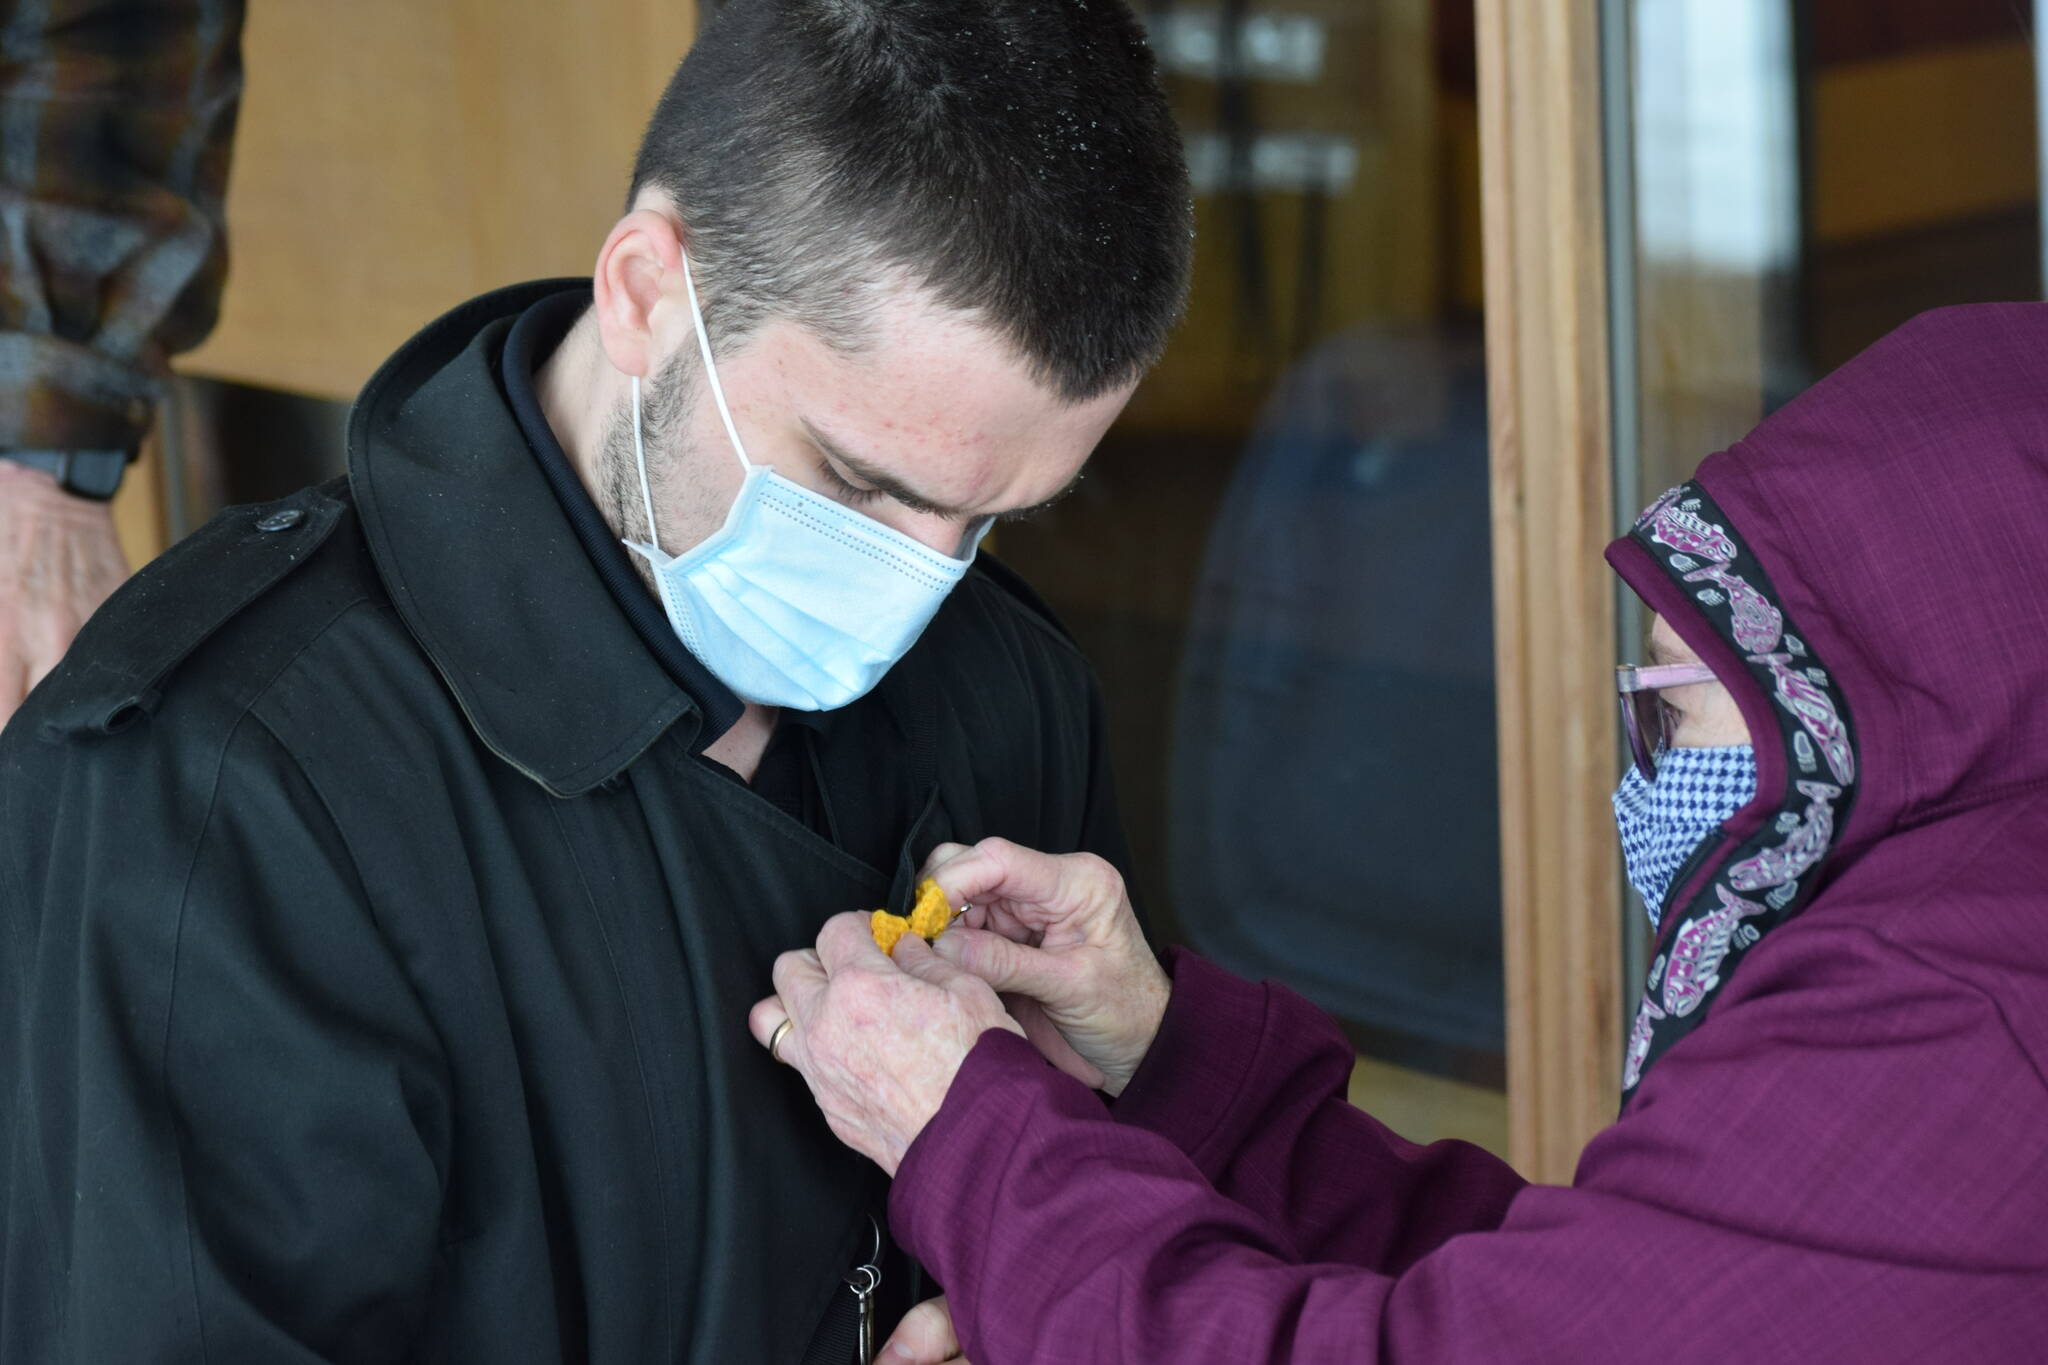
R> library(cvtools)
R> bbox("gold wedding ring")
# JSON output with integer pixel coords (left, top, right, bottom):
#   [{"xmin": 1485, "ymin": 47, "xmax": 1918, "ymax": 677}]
[{"xmin": 768, "ymin": 1017, "xmax": 795, "ymax": 1065}]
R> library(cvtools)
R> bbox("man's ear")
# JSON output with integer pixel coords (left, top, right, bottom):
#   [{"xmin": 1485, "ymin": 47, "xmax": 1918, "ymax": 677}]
[{"xmin": 592, "ymin": 208, "xmax": 687, "ymax": 380}]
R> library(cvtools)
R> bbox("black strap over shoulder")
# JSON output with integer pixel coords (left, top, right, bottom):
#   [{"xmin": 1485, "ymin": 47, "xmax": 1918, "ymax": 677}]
[{"xmin": 799, "ymin": 1290, "xmax": 862, "ymax": 1365}]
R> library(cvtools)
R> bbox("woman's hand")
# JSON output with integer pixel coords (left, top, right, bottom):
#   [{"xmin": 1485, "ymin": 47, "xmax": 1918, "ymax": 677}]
[
  {"xmin": 748, "ymin": 912, "xmax": 1022, "ymax": 1176},
  {"xmin": 923, "ymin": 839, "xmax": 1170, "ymax": 1097},
  {"xmin": 883, "ymin": 1296, "xmax": 969, "ymax": 1362}
]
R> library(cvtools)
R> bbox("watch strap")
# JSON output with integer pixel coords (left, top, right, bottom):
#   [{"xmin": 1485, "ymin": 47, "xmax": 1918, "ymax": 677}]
[{"xmin": 1, "ymin": 449, "xmax": 130, "ymax": 500}]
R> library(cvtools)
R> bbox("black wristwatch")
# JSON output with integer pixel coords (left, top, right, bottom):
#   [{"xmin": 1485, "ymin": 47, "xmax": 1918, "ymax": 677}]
[{"xmin": 0, "ymin": 449, "xmax": 131, "ymax": 501}]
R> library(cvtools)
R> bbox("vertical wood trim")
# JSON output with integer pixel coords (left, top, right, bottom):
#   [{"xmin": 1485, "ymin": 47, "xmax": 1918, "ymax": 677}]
[{"xmin": 1475, "ymin": 0, "xmax": 1622, "ymax": 1182}]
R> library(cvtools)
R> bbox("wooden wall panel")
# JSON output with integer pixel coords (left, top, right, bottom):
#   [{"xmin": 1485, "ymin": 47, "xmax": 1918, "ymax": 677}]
[
  {"xmin": 183, "ymin": 0, "xmax": 699, "ymax": 401},
  {"xmin": 1475, "ymin": 0, "xmax": 1621, "ymax": 1183}
]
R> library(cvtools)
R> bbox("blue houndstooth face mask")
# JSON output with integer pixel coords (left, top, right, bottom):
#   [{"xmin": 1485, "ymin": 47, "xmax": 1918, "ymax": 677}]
[{"xmin": 1613, "ymin": 746, "xmax": 1757, "ymax": 931}]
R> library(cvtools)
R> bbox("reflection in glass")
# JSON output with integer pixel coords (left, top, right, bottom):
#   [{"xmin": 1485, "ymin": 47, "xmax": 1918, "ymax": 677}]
[
  {"xmin": 1616, "ymin": 0, "xmax": 2041, "ymax": 494},
  {"xmin": 998, "ymin": 1, "xmax": 1506, "ymax": 1119},
  {"xmin": 1171, "ymin": 323, "xmax": 1498, "ymax": 1069},
  {"xmin": 1628, "ymin": 0, "xmax": 1801, "ymax": 498}
]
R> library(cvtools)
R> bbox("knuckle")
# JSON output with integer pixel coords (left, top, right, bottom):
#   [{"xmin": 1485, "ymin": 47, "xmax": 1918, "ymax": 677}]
[
  {"xmin": 899, "ymin": 1305, "xmax": 948, "ymax": 1350},
  {"xmin": 945, "ymin": 974, "xmax": 992, "ymax": 1007},
  {"xmin": 1070, "ymin": 851, "xmax": 1121, "ymax": 887}
]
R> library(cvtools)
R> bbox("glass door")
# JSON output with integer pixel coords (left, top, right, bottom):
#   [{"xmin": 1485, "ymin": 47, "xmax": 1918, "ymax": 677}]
[{"xmin": 998, "ymin": 0, "xmax": 1509, "ymax": 1150}]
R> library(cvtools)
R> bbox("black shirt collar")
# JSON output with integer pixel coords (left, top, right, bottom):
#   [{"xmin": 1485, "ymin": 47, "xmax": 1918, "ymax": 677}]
[
  {"xmin": 498, "ymin": 287, "xmax": 747, "ymax": 747},
  {"xmin": 351, "ymin": 279, "xmax": 696, "ymax": 796}
]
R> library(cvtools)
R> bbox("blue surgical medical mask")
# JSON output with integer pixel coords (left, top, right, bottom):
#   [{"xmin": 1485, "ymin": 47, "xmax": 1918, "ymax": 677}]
[
  {"xmin": 624, "ymin": 250, "xmax": 988, "ymax": 711},
  {"xmin": 1612, "ymin": 745, "xmax": 1757, "ymax": 930}
]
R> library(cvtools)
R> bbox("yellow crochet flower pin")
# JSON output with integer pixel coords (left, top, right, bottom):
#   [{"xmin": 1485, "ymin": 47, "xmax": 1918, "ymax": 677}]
[{"xmin": 871, "ymin": 878, "xmax": 955, "ymax": 956}]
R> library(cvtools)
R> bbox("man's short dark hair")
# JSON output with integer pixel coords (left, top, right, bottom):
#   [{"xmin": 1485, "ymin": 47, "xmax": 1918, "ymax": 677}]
[{"xmin": 629, "ymin": 0, "xmax": 1193, "ymax": 401}]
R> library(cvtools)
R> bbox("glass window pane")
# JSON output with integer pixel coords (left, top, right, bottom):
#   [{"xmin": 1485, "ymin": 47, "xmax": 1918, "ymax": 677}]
[
  {"xmin": 996, "ymin": 0, "xmax": 1506, "ymax": 1142},
  {"xmin": 1617, "ymin": 0, "xmax": 2040, "ymax": 485}
]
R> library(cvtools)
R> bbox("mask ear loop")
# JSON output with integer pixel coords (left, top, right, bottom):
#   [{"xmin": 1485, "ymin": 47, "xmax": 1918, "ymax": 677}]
[
  {"xmin": 631, "ymin": 376, "xmax": 661, "ymax": 554},
  {"xmin": 628, "ymin": 244, "xmax": 751, "ymax": 558},
  {"xmin": 678, "ymin": 246, "xmax": 754, "ymax": 477}
]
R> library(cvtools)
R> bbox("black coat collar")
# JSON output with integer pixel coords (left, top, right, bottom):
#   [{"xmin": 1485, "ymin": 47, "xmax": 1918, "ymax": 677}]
[
  {"xmin": 349, "ymin": 280, "xmax": 697, "ymax": 797},
  {"xmin": 499, "ymin": 285, "xmax": 749, "ymax": 745}
]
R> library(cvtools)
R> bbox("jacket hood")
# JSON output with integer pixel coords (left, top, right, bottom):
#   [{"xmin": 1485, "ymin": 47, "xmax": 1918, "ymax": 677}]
[{"xmin": 1606, "ymin": 302, "xmax": 2048, "ymax": 1098}]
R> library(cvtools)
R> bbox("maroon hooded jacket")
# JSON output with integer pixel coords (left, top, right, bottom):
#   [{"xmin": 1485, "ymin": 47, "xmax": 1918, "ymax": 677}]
[{"xmin": 886, "ymin": 303, "xmax": 2048, "ymax": 1361}]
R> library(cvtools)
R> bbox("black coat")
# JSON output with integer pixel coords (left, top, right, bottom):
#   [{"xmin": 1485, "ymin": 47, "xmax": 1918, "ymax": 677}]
[{"xmin": 1, "ymin": 284, "xmax": 1129, "ymax": 1362}]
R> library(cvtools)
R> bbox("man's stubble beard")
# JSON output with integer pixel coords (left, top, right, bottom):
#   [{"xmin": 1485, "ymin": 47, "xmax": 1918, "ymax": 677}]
[{"xmin": 595, "ymin": 347, "xmax": 712, "ymax": 593}]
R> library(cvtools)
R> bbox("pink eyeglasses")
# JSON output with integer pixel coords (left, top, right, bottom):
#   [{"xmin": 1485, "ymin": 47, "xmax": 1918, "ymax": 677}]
[{"xmin": 1616, "ymin": 663, "xmax": 1721, "ymax": 780}]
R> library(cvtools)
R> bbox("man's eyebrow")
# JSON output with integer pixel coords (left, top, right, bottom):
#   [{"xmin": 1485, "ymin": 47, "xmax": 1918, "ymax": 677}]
[
  {"xmin": 995, "ymin": 471, "xmax": 1086, "ymax": 524},
  {"xmin": 801, "ymin": 417, "xmax": 1085, "ymax": 522}
]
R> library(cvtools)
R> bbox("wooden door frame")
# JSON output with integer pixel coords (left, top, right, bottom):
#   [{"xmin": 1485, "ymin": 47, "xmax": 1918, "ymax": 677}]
[{"xmin": 1475, "ymin": 0, "xmax": 1624, "ymax": 1183}]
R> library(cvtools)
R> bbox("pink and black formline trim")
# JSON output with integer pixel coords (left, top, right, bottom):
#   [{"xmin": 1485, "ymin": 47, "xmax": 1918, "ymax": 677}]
[{"xmin": 1614, "ymin": 482, "xmax": 1861, "ymax": 1106}]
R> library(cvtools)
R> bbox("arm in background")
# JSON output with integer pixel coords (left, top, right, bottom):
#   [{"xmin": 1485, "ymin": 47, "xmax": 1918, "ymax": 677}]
[{"xmin": 0, "ymin": 0, "xmax": 245, "ymax": 719}]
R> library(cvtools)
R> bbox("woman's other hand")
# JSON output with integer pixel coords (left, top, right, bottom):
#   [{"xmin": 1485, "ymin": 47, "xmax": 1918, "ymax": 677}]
[
  {"xmin": 883, "ymin": 1295, "xmax": 968, "ymax": 1362},
  {"xmin": 922, "ymin": 839, "xmax": 1170, "ymax": 1096}
]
